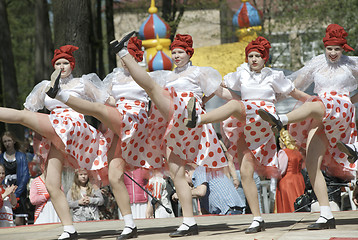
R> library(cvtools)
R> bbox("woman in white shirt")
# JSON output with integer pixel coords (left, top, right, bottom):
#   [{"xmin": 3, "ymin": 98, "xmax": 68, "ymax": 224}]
[
  {"xmin": 259, "ymin": 24, "xmax": 358, "ymax": 230},
  {"xmin": 185, "ymin": 36, "xmax": 309, "ymax": 234}
]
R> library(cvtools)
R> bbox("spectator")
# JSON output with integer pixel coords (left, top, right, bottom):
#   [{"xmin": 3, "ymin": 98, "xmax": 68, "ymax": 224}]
[
  {"xmin": 0, "ymin": 163, "xmax": 17, "ymax": 227},
  {"xmin": 146, "ymin": 171, "xmax": 175, "ymax": 218},
  {"xmin": 173, "ymin": 164, "xmax": 245, "ymax": 215},
  {"xmin": 67, "ymin": 169, "xmax": 104, "ymax": 221},
  {"xmin": 119, "ymin": 168, "xmax": 149, "ymax": 219},
  {"xmin": 275, "ymin": 129, "xmax": 305, "ymax": 213},
  {"xmin": 29, "ymin": 172, "xmax": 60, "ymax": 224},
  {"xmin": 0, "ymin": 131, "xmax": 30, "ymax": 225}
]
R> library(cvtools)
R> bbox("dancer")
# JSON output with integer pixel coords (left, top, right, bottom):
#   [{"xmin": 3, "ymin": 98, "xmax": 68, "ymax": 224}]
[
  {"xmin": 108, "ymin": 32, "xmax": 233, "ymax": 237},
  {"xmin": 258, "ymin": 24, "xmax": 358, "ymax": 230},
  {"xmin": 0, "ymin": 45, "xmax": 111, "ymax": 239},
  {"xmin": 45, "ymin": 37, "xmax": 164, "ymax": 239},
  {"xmin": 184, "ymin": 36, "xmax": 309, "ymax": 233}
]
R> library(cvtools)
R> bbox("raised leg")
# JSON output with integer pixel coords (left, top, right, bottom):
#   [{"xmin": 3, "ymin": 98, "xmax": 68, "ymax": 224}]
[
  {"xmin": 200, "ymin": 100, "xmax": 245, "ymax": 124},
  {"xmin": 286, "ymin": 101, "xmax": 325, "ymax": 124}
]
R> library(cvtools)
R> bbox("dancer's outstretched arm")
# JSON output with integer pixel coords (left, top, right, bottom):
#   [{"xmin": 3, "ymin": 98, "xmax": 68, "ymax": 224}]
[
  {"xmin": 289, "ymin": 88, "xmax": 311, "ymax": 102},
  {"xmin": 214, "ymin": 85, "xmax": 241, "ymax": 101}
]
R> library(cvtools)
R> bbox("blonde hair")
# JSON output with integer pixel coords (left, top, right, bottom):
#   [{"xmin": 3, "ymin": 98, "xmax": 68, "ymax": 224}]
[
  {"xmin": 70, "ymin": 169, "xmax": 94, "ymax": 200},
  {"xmin": 279, "ymin": 129, "xmax": 298, "ymax": 150}
]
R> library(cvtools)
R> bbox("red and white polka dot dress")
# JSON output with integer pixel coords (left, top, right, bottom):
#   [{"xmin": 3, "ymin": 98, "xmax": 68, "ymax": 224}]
[
  {"xmin": 221, "ymin": 63, "xmax": 295, "ymax": 177},
  {"xmin": 24, "ymin": 74, "xmax": 113, "ymax": 182},
  {"xmin": 288, "ymin": 54, "xmax": 358, "ymax": 172},
  {"xmin": 103, "ymin": 68, "xmax": 164, "ymax": 169},
  {"xmin": 148, "ymin": 63, "xmax": 227, "ymax": 169},
  {"xmin": 222, "ymin": 100, "xmax": 279, "ymax": 176}
]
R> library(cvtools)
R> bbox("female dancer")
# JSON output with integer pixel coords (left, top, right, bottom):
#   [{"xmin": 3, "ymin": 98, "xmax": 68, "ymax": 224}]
[
  {"xmin": 46, "ymin": 37, "xmax": 164, "ymax": 239},
  {"xmin": 0, "ymin": 45, "xmax": 111, "ymax": 239},
  {"xmin": 107, "ymin": 32, "xmax": 236, "ymax": 237},
  {"xmin": 184, "ymin": 36, "xmax": 309, "ymax": 233},
  {"xmin": 258, "ymin": 24, "xmax": 358, "ymax": 229}
]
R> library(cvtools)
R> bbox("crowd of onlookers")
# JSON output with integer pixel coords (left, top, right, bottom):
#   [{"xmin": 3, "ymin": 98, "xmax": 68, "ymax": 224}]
[{"xmin": 0, "ymin": 130, "xmax": 357, "ymax": 227}]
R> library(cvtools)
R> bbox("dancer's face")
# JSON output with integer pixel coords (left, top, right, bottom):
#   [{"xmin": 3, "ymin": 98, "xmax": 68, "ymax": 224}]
[
  {"xmin": 325, "ymin": 45, "xmax": 343, "ymax": 63},
  {"xmin": 171, "ymin": 48, "xmax": 190, "ymax": 68},
  {"xmin": 2, "ymin": 135, "xmax": 15, "ymax": 152},
  {"xmin": 54, "ymin": 58, "xmax": 72, "ymax": 78},
  {"xmin": 247, "ymin": 51, "xmax": 265, "ymax": 73}
]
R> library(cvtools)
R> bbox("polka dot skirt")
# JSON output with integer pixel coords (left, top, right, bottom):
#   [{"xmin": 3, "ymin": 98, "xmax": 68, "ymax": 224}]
[
  {"xmin": 38, "ymin": 108, "xmax": 113, "ymax": 175},
  {"xmin": 117, "ymin": 99, "xmax": 164, "ymax": 169},
  {"xmin": 289, "ymin": 92, "xmax": 357, "ymax": 172},
  {"xmin": 147, "ymin": 87, "xmax": 227, "ymax": 169},
  {"xmin": 221, "ymin": 100, "xmax": 279, "ymax": 177}
]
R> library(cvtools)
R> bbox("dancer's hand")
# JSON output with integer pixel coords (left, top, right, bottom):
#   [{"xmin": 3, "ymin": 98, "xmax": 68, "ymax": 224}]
[
  {"xmin": 233, "ymin": 179, "xmax": 240, "ymax": 189},
  {"xmin": 171, "ymin": 193, "xmax": 179, "ymax": 201}
]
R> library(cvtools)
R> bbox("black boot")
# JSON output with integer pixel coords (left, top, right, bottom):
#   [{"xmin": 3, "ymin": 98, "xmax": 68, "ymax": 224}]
[
  {"xmin": 307, "ymin": 217, "xmax": 336, "ymax": 230},
  {"xmin": 184, "ymin": 97, "xmax": 198, "ymax": 128},
  {"xmin": 46, "ymin": 68, "xmax": 62, "ymax": 98},
  {"xmin": 258, "ymin": 109, "xmax": 283, "ymax": 134},
  {"xmin": 110, "ymin": 31, "xmax": 136, "ymax": 54},
  {"xmin": 337, "ymin": 140, "xmax": 358, "ymax": 163},
  {"xmin": 245, "ymin": 220, "xmax": 265, "ymax": 234},
  {"xmin": 169, "ymin": 224, "xmax": 199, "ymax": 237},
  {"xmin": 117, "ymin": 226, "xmax": 138, "ymax": 240}
]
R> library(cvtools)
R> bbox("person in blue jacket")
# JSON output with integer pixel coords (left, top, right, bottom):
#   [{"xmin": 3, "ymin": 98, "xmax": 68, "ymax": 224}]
[{"xmin": 0, "ymin": 131, "xmax": 30, "ymax": 225}]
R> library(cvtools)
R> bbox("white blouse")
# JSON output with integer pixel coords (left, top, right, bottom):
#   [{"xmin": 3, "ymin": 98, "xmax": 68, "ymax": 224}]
[
  {"xmin": 103, "ymin": 68, "xmax": 149, "ymax": 104},
  {"xmin": 24, "ymin": 74, "xmax": 108, "ymax": 112},
  {"xmin": 150, "ymin": 62, "xmax": 222, "ymax": 102},
  {"xmin": 224, "ymin": 63, "xmax": 294, "ymax": 102},
  {"xmin": 290, "ymin": 54, "xmax": 358, "ymax": 95}
]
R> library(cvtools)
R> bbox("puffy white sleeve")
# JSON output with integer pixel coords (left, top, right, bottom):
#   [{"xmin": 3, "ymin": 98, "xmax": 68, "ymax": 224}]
[
  {"xmin": 350, "ymin": 56, "xmax": 358, "ymax": 81},
  {"xmin": 288, "ymin": 56, "xmax": 319, "ymax": 91},
  {"xmin": 223, "ymin": 68, "xmax": 242, "ymax": 91},
  {"xmin": 23, "ymin": 80, "xmax": 49, "ymax": 112},
  {"xmin": 81, "ymin": 73, "xmax": 109, "ymax": 104},
  {"xmin": 272, "ymin": 71, "xmax": 294, "ymax": 95},
  {"xmin": 102, "ymin": 71, "xmax": 115, "ymax": 95},
  {"xmin": 195, "ymin": 66, "xmax": 222, "ymax": 96}
]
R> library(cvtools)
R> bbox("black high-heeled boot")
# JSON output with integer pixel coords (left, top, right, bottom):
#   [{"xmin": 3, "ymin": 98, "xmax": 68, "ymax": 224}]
[
  {"xmin": 337, "ymin": 140, "xmax": 358, "ymax": 163},
  {"xmin": 258, "ymin": 109, "xmax": 283, "ymax": 134},
  {"xmin": 109, "ymin": 31, "xmax": 136, "ymax": 54},
  {"xmin": 184, "ymin": 96, "xmax": 198, "ymax": 128},
  {"xmin": 245, "ymin": 220, "xmax": 265, "ymax": 234},
  {"xmin": 46, "ymin": 68, "xmax": 62, "ymax": 98}
]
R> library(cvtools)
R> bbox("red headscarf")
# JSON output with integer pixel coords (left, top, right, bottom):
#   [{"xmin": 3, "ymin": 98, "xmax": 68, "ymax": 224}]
[
  {"xmin": 245, "ymin": 36, "xmax": 271, "ymax": 63},
  {"xmin": 51, "ymin": 45, "xmax": 79, "ymax": 70},
  {"xmin": 170, "ymin": 34, "xmax": 194, "ymax": 58},
  {"xmin": 128, "ymin": 37, "xmax": 144, "ymax": 62},
  {"xmin": 323, "ymin": 24, "xmax": 354, "ymax": 52}
]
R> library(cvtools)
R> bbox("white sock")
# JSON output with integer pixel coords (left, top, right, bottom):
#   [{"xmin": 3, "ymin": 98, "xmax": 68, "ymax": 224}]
[
  {"xmin": 56, "ymin": 91, "xmax": 70, "ymax": 103},
  {"xmin": 278, "ymin": 114, "xmax": 288, "ymax": 126},
  {"xmin": 58, "ymin": 225, "xmax": 76, "ymax": 239},
  {"xmin": 249, "ymin": 216, "xmax": 263, "ymax": 228},
  {"xmin": 196, "ymin": 115, "xmax": 201, "ymax": 125},
  {"xmin": 122, "ymin": 214, "xmax": 135, "ymax": 235},
  {"xmin": 117, "ymin": 49, "xmax": 129, "ymax": 58},
  {"xmin": 177, "ymin": 217, "xmax": 196, "ymax": 230},
  {"xmin": 316, "ymin": 206, "xmax": 333, "ymax": 223}
]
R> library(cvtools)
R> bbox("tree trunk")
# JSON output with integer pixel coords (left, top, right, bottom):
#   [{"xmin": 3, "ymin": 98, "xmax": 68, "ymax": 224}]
[
  {"xmin": 35, "ymin": 0, "xmax": 53, "ymax": 84},
  {"xmin": 106, "ymin": 0, "xmax": 116, "ymax": 72},
  {"xmin": 52, "ymin": 0, "xmax": 94, "ymax": 76},
  {"xmin": 96, "ymin": 0, "xmax": 104, "ymax": 79},
  {"xmin": 0, "ymin": 0, "xmax": 22, "ymax": 137}
]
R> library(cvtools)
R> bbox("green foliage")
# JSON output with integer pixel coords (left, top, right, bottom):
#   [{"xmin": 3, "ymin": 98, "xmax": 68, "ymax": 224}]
[{"xmin": 6, "ymin": 0, "xmax": 36, "ymax": 104}]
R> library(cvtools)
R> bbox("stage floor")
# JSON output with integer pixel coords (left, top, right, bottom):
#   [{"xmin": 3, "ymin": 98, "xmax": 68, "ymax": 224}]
[{"xmin": 0, "ymin": 210, "xmax": 357, "ymax": 240}]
